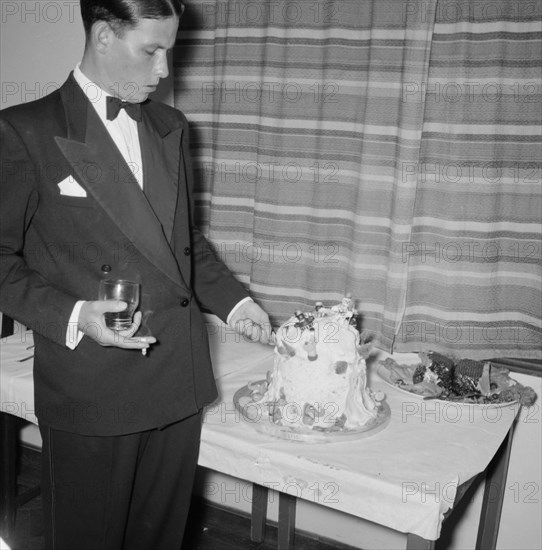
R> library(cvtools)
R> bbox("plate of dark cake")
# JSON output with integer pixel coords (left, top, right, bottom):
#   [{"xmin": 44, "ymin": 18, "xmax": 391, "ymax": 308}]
[{"xmin": 376, "ymin": 352, "xmax": 537, "ymax": 407}]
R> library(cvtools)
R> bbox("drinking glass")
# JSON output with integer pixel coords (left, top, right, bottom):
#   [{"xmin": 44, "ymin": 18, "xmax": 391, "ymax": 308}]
[{"xmin": 99, "ymin": 279, "xmax": 140, "ymax": 331}]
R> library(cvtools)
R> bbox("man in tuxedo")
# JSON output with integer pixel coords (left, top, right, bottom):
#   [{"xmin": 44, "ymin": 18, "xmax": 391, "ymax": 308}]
[{"xmin": 0, "ymin": 1, "xmax": 273, "ymax": 548}]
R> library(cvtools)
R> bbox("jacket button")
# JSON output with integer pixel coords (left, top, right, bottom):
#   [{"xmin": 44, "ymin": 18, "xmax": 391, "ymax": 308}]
[
  {"xmin": 101, "ymin": 264, "xmax": 112, "ymax": 273},
  {"xmin": 180, "ymin": 298, "xmax": 189, "ymax": 307},
  {"xmin": 184, "ymin": 247, "xmax": 191, "ymax": 256}
]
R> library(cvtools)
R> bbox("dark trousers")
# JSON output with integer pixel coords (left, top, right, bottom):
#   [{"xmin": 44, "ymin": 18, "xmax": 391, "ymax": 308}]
[{"xmin": 39, "ymin": 412, "xmax": 203, "ymax": 550}]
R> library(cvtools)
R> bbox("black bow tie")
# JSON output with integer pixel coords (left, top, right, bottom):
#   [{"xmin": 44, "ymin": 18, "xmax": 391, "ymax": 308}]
[{"xmin": 106, "ymin": 96, "xmax": 142, "ymax": 122}]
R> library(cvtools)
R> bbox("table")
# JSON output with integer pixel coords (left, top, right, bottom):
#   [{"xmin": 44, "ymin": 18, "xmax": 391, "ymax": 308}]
[{"xmin": 1, "ymin": 317, "xmax": 519, "ymax": 549}]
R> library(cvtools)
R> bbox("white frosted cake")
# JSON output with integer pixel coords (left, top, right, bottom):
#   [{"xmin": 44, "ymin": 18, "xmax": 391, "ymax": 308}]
[{"xmin": 253, "ymin": 297, "xmax": 384, "ymax": 432}]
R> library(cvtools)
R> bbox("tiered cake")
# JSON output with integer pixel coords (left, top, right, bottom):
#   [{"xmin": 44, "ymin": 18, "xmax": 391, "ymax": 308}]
[{"xmin": 255, "ymin": 296, "xmax": 384, "ymax": 432}]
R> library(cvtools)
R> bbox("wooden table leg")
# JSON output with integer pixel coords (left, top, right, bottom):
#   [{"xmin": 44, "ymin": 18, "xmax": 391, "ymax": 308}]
[
  {"xmin": 278, "ymin": 492, "xmax": 296, "ymax": 550},
  {"xmin": 406, "ymin": 534, "xmax": 436, "ymax": 550},
  {"xmin": 0, "ymin": 413, "xmax": 18, "ymax": 537},
  {"xmin": 476, "ymin": 422, "xmax": 516, "ymax": 550},
  {"xmin": 251, "ymin": 483, "xmax": 268, "ymax": 543}
]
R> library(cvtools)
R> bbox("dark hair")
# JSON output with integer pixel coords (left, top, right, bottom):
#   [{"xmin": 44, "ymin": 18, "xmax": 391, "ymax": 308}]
[{"xmin": 80, "ymin": 0, "xmax": 184, "ymax": 36}]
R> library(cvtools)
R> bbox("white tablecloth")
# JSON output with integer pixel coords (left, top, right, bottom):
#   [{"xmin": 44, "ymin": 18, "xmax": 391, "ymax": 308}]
[
  {"xmin": 0, "ymin": 329, "xmax": 35, "ymax": 424},
  {"xmin": 1, "ymin": 316, "xmax": 519, "ymax": 540}
]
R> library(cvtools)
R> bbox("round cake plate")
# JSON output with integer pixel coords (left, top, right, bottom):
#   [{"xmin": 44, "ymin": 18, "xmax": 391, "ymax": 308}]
[{"xmin": 233, "ymin": 381, "xmax": 391, "ymax": 444}]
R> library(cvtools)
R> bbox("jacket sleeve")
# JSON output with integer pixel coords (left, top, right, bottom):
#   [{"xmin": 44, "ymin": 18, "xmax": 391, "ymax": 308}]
[
  {"xmin": 177, "ymin": 113, "xmax": 250, "ymax": 322},
  {"xmin": 0, "ymin": 117, "xmax": 78, "ymax": 346}
]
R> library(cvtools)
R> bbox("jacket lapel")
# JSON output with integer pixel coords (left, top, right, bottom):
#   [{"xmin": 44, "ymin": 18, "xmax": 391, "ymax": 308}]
[
  {"xmin": 138, "ymin": 106, "xmax": 182, "ymax": 243},
  {"xmin": 54, "ymin": 75, "xmax": 187, "ymax": 290}
]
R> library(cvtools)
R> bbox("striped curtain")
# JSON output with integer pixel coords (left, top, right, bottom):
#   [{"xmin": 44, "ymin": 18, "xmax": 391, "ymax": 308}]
[
  {"xmin": 174, "ymin": 0, "xmax": 541, "ymax": 360},
  {"xmin": 397, "ymin": 0, "xmax": 542, "ymax": 359}
]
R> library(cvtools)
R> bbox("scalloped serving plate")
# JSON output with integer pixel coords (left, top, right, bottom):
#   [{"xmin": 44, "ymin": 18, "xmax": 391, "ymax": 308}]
[
  {"xmin": 375, "ymin": 363, "xmax": 519, "ymax": 408},
  {"xmin": 233, "ymin": 380, "xmax": 391, "ymax": 443}
]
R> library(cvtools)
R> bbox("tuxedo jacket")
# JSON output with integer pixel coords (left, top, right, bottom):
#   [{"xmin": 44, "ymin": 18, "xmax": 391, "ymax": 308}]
[{"xmin": 0, "ymin": 74, "xmax": 249, "ymax": 436}]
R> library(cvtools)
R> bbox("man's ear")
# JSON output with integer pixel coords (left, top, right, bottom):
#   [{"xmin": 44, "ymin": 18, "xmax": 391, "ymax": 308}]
[{"xmin": 91, "ymin": 21, "xmax": 115, "ymax": 54}]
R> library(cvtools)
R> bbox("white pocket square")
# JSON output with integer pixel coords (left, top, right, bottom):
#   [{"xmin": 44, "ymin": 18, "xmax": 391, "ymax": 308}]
[{"xmin": 57, "ymin": 177, "xmax": 87, "ymax": 198}]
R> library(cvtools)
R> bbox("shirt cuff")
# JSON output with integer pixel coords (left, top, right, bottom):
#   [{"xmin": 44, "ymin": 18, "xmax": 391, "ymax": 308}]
[
  {"xmin": 66, "ymin": 300, "xmax": 86, "ymax": 350},
  {"xmin": 226, "ymin": 297, "xmax": 253, "ymax": 325}
]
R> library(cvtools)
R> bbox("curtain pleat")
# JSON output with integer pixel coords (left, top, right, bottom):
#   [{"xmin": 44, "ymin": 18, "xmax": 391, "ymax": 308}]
[
  {"xmin": 396, "ymin": 0, "xmax": 542, "ymax": 358},
  {"xmin": 174, "ymin": 0, "xmax": 541, "ymax": 360}
]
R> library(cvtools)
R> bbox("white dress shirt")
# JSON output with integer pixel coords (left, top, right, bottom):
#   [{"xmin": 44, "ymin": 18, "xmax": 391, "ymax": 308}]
[{"xmin": 73, "ymin": 64, "xmax": 143, "ymax": 187}]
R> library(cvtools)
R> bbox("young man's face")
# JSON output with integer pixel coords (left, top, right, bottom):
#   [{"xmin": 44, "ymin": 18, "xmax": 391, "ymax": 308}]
[{"xmin": 102, "ymin": 16, "xmax": 179, "ymax": 103}]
